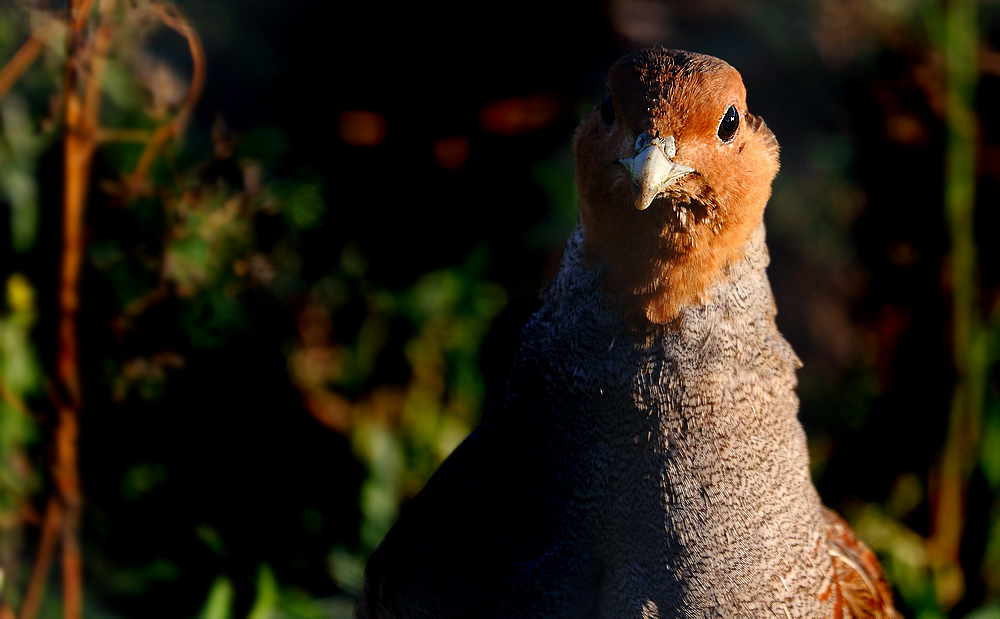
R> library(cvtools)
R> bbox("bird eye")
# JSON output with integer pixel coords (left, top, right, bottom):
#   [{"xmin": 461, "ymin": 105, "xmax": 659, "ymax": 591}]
[
  {"xmin": 717, "ymin": 105, "xmax": 739, "ymax": 142},
  {"xmin": 600, "ymin": 92, "xmax": 615, "ymax": 127}
]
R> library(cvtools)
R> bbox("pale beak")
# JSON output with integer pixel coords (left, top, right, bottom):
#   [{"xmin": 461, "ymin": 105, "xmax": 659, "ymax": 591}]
[{"xmin": 619, "ymin": 133, "xmax": 695, "ymax": 210}]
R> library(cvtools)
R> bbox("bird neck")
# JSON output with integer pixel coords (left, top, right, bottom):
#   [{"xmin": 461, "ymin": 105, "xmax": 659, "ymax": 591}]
[
  {"xmin": 672, "ymin": 220, "xmax": 775, "ymax": 326},
  {"xmin": 548, "ymin": 219, "xmax": 779, "ymax": 342},
  {"xmin": 581, "ymin": 203, "xmax": 767, "ymax": 326}
]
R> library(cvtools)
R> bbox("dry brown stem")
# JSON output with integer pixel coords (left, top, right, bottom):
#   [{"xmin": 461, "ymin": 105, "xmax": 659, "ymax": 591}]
[
  {"xmin": 17, "ymin": 498, "xmax": 61, "ymax": 619},
  {"xmin": 52, "ymin": 0, "xmax": 120, "ymax": 616}
]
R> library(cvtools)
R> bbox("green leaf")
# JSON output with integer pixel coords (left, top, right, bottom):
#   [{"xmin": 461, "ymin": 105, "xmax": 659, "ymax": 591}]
[
  {"xmin": 247, "ymin": 564, "xmax": 278, "ymax": 619},
  {"xmin": 281, "ymin": 181, "xmax": 326, "ymax": 231},
  {"xmin": 329, "ymin": 547, "xmax": 365, "ymax": 597},
  {"xmin": 966, "ymin": 605, "xmax": 1000, "ymax": 619},
  {"xmin": 199, "ymin": 576, "xmax": 233, "ymax": 619}
]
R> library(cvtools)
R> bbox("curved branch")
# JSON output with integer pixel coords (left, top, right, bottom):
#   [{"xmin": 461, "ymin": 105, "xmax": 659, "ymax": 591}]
[{"xmin": 128, "ymin": 3, "xmax": 206, "ymax": 190}]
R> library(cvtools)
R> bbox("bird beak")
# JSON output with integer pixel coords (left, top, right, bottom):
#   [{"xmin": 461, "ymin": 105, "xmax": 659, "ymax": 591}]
[{"xmin": 619, "ymin": 133, "xmax": 695, "ymax": 210}]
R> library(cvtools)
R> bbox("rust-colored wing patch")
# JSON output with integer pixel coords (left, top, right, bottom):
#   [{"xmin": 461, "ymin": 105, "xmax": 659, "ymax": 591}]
[{"xmin": 817, "ymin": 507, "xmax": 902, "ymax": 619}]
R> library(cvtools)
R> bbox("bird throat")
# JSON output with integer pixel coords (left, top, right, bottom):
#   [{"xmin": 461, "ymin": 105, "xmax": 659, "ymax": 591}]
[{"xmin": 583, "ymin": 195, "xmax": 764, "ymax": 325}]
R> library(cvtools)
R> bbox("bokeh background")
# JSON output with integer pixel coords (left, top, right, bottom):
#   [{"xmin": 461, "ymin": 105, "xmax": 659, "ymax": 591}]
[{"xmin": 0, "ymin": 0, "xmax": 999, "ymax": 617}]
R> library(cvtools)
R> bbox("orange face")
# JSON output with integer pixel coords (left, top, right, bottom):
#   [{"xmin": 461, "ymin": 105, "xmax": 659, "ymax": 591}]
[{"xmin": 573, "ymin": 48, "xmax": 781, "ymax": 324}]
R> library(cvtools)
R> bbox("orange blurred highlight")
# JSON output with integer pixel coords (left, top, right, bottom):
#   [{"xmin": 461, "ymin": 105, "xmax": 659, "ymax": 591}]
[
  {"xmin": 338, "ymin": 110, "xmax": 387, "ymax": 146},
  {"xmin": 479, "ymin": 94, "xmax": 564, "ymax": 136},
  {"xmin": 885, "ymin": 113, "xmax": 926, "ymax": 146},
  {"xmin": 432, "ymin": 135, "xmax": 470, "ymax": 170}
]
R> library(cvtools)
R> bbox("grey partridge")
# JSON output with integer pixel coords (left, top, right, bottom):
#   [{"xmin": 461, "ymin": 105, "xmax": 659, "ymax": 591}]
[{"xmin": 357, "ymin": 48, "xmax": 900, "ymax": 618}]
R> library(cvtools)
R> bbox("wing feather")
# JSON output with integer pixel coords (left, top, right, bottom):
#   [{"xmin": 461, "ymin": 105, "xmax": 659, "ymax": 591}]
[{"xmin": 820, "ymin": 507, "xmax": 902, "ymax": 619}]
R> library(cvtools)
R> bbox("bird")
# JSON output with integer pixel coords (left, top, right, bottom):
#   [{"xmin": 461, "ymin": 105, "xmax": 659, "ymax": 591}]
[{"xmin": 356, "ymin": 47, "xmax": 900, "ymax": 618}]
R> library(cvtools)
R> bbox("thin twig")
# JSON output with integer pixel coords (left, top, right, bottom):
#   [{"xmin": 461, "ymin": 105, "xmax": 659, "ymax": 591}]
[
  {"xmin": 128, "ymin": 2, "xmax": 206, "ymax": 190},
  {"xmin": 0, "ymin": 375, "xmax": 34, "ymax": 421},
  {"xmin": 82, "ymin": 15, "xmax": 114, "ymax": 132},
  {"xmin": 927, "ymin": 0, "xmax": 982, "ymax": 608},
  {"xmin": 17, "ymin": 498, "xmax": 62, "ymax": 619},
  {"xmin": 128, "ymin": 123, "xmax": 175, "ymax": 192},
  {"xmin": 70, "ymin": 0, "xmax": 96, "ymax": 33},
  {"xmin": 96, "ymin": 127, "xmax": 152, "ymax": 143},
  {"xmin": 153, "ymin": 3, "xmax": 206, "ymax": 129},
  {"xmin": 0, "ymin": 20, "xmax": 60, "ymax": 103}
]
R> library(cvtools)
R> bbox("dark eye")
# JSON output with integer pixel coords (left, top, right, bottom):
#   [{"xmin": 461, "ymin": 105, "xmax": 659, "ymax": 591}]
[
  {"xmin": 600, "ymin": 92, "xmax": 615, "ymax": 127},
  {"xmin": 717, "ymin": 105, "xmax": 739, "ymax": 142}
]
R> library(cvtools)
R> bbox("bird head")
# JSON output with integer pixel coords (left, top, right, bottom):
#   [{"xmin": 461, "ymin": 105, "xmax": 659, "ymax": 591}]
[{"xmin": 573, "ymin": 48, "xmax": 780, "ymax": 324}]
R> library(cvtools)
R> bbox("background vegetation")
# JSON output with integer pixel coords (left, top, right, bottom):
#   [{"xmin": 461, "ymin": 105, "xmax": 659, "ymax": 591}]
[{"xmin": 0, "ymin": 0, "xmax": 999, "ymax": 617}]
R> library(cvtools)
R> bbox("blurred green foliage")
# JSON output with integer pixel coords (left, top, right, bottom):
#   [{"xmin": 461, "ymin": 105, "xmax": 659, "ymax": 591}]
[
  {"xmin": 0, "ymin": 274, "xmax": 40, "ymax": 516},
  {"xmin": 0, "ymin": 4, "xmax": 518, "ymax": 615}
]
